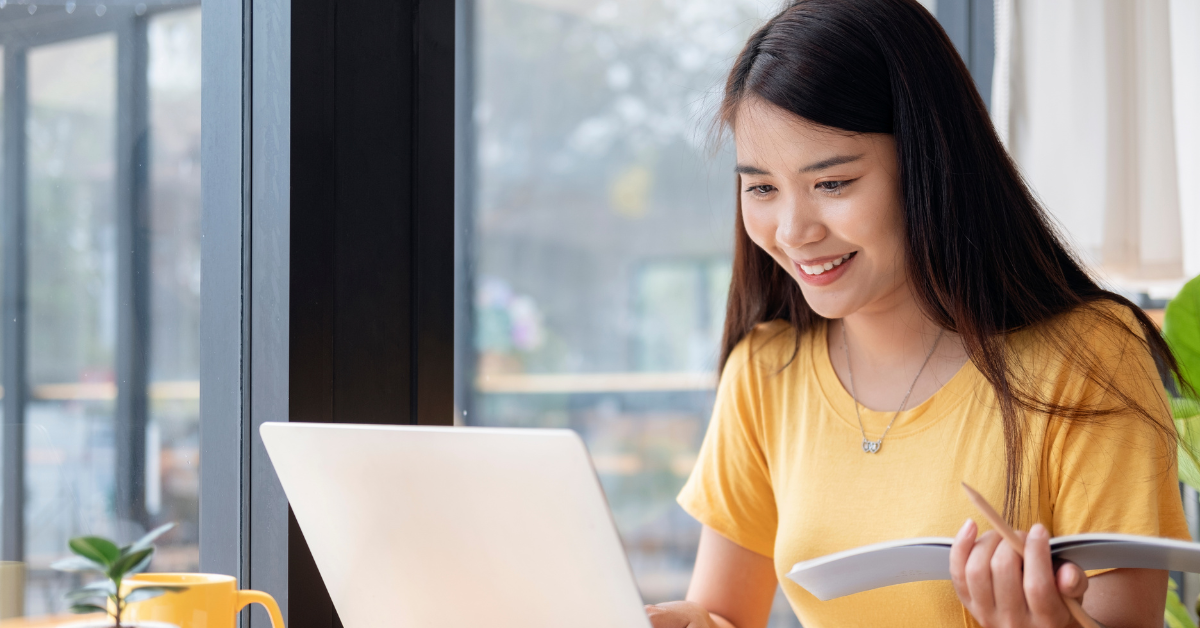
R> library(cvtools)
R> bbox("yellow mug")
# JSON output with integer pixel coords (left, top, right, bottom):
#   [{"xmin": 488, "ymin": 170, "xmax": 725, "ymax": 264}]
[
  {"xmin": 122, "ymin": 573, "xmax": 284, "ymax": 628},
  {"xmin": 0, "ymin": 561, "xmax": 24, "ymax": 619}
]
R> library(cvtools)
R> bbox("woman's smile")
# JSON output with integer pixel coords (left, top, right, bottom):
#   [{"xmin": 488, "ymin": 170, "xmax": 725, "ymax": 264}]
[{"xmin": 794, "ymin": 251, "xmax": 856, "ymax": 285}]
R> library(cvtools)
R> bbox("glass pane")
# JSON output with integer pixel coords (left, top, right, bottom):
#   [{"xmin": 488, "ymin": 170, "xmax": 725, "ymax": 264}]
[
  {"xmin": 26, "ymin": 33, "xmax": 119, "ymax": 616},
  {"xmin": 146, "ymin": 5, "xmax": 201, "ymax": 573},
  {"xmin": 467, "ymin": 1, "xmax": 799, "ymax": 625},
  {"xmin": 0, "ymin": 4, "xmax": 202, "ymax": 618}
]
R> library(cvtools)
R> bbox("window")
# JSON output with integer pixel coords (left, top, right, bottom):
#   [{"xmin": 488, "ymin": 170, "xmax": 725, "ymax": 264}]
[
  {"xmin": 462, "ymin": 0, "xmax": 804, "ymax": 624},
  {"xmin": 463, "ymin": 1, "xmax": 991, "ymax": 625},
  {"xmin": 0, "ymin": 2, "xmax": 201, "ymax": 617}
]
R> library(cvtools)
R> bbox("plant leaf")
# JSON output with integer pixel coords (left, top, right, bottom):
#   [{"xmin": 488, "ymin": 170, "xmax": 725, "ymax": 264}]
[
  {"xmin": 1165, "ymin": 274, "xmax": 1200, "ymax": 395},
  {"xmin": 1173, "ymin": 403, "xmax": 1200, "ymax": 490},
  {"xmin": 107, "ymin": 547, "xmax": 153, "ymax": 580},
  {"xmin": 69, "ymin": 536, "xmax": 121, "ymax": 567},
  {"xmin": 1165, "ymin": 582, "xmax": 1197, "ymax": 628},
  {"xmin": 1163, "ymin": 275, "xmax": 1200, "ymax": 491},
  {"xmin": 125, "ymin": 522, "xmax": 175, "ymax": 554},
  {"xmin": 64, "ymin": 579, "xmax": 118, "ymax": 606},
  {"xmin": 126, "ymin": 551, "xmax": 154, "ymax": 576},
  {"xmin": 124, "ymin": 586, "xmax": 186, "ymax": 604},
  {"xmin": 64, "ymin": 591, "xmax": 105, "ymax": 604},
  {"xmin": 80, "ymin": 580, "xmax": 118, "ymax": 595},
  {"xmin": 69, "ymin": 603, "xmax": 109, "ymax": 615},
  {"xmin": 51, "ymin": 555, "xmax": 105, "ymax": 573}
]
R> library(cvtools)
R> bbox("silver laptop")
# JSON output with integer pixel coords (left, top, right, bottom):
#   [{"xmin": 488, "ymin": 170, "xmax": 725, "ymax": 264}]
[{"xmin": 259, "ymin": 422, "xmax": 653, "ymax": 628}]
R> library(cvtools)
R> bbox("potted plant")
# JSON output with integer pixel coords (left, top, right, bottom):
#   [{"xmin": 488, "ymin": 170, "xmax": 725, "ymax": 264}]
[{"xmin": 51, "ymin": 523, "xmax": 186, "ymax": 627}]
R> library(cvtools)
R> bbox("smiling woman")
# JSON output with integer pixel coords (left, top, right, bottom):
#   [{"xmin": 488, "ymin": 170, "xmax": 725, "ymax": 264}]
[
  {"xmin": 734, "ymin": 107, "xmax": 904, "ymax": 302},
  {"xmin": 644, "ymin": 1, "xmax": 1192, "ymax": 627}
]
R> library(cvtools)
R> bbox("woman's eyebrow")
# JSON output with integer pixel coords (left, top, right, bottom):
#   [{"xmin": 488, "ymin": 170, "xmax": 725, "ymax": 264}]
[
  {"xmin": 735, "ymin": 163, "xmax": 770, "ymax": 176},
  {"xmin": 799, "ymin": 153, "xmax": 864, "ymax": 173}
]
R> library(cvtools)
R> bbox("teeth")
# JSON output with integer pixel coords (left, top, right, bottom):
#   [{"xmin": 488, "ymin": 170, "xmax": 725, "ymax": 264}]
[{"xmin": 800, "ymin": 253, "xmax": 853, "ymax": 276}]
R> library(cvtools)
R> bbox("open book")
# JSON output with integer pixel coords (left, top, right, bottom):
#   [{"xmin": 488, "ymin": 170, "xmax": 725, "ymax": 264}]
[{"xmin": 786, "ymin": 533, "xmax": 1200, "ymax": 601}]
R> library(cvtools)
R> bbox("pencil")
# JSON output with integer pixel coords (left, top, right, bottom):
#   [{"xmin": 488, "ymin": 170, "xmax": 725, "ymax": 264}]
[{"xmin": 961, "ymin": 482, "xmax": 1100, "ymax": 628}]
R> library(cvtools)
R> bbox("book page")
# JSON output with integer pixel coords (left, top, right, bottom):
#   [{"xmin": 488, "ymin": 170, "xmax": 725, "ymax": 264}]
[
  {"xmin": 787, "ymin": 534, "xmax": 1200, "ymax": 601},
  {"xmin": 786, "ymin": 539, "xmax": 954, "ymax": 601}
]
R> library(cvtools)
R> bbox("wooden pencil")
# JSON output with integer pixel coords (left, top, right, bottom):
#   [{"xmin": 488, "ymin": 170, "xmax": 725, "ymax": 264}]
[{"xmin": 961, "ymin": 482, "xmax": 1100, "ymax": 628}]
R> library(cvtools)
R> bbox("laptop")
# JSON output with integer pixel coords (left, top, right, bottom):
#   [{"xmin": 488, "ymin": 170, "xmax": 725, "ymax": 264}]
[{"xmin": 259, "ymin": 422, "xmax": 654, "ymax": 628}]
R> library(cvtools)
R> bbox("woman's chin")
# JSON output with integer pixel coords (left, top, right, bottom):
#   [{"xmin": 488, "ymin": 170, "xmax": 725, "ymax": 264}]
[{"xmin": 797, "ymin": 286, "xmax": 860, "ymax": 321}]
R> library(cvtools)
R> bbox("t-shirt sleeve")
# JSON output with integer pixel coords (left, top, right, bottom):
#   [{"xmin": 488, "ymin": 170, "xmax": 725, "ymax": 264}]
[
  {"xmin": 677, "ymin": 336, "xmax": 778, "ymax": 558},
  {"xmin": 1046, "ymin": 309, "xmax": 1191, "ymax": 544}
]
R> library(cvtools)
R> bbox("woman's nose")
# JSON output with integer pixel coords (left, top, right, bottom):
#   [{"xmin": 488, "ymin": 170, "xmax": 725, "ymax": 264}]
[{"xmin": 776, "ymin": 201, "xmax": 826, "ymax": 249}]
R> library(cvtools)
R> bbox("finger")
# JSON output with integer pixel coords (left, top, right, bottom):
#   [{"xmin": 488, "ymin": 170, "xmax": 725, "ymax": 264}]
[
  {"xmin": 949, "ymin": 518, "xmax": 977, "ymax": 605},
  {"xmin": 965, "ymin": 530, "xmax": 1003, "ymax": 612},
  {"xmin": 1056, "ymin": 562, "xmax": 1088, "ymax": 600},
  {"xmin": 645, "ymin": 604, "xmax": 686, "ymax": 628},
  {"xmin": 1023, "ymin": 523, "xmax": 1064, "ymax": 619},
  {"xmin": 990, "ymin": 530, "xmax": 1026, "ymax": 616},
  {"xmin": 645, "ymin": 605, "xmax": 662, "ymax": 628}
]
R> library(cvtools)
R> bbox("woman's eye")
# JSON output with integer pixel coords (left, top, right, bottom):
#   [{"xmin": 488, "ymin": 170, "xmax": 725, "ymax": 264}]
[
  {"xmin": 745, "ymin": 184, "xmax": 776, "ymax": 197},
  {"xmin": 817, "ymin": 180, "xmax": 851, "ymax": 194}
]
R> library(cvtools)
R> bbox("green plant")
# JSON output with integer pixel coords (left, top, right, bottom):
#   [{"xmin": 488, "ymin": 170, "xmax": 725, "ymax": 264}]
[
  {"xmin": 1147, "ymin": 279, "xmax": 1200, "ymax": 628},
  {"xmin": 1165, "ymin": 275, "xmax": 1200, "ymax": 490},
  {"xmin": 51, "ymin": 523, "xmax": 186, "ymax": 627},
  {"xmin": 1166, "ymin": 578, "xmax": 1197, "ymax": 628}
]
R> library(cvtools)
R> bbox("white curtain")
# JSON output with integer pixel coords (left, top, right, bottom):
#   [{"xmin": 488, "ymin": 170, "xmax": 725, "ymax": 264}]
[{"xmin": 992, "ymin": 0, "xmax": 1200, "ymax": 292}]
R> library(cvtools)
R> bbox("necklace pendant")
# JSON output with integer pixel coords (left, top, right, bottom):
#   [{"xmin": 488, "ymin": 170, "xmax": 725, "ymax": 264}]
[{"xmin": 862, "ymin": 438, "xmax": 882, "ymax": 454}]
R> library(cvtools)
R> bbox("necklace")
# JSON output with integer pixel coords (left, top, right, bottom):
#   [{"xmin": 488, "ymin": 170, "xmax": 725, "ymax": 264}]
[{"xmin": 841, "ymin": 322, "xmax": 944, "ymax": 454}]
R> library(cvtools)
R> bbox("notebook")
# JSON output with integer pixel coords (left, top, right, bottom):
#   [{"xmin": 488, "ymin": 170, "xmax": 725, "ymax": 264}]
[{"xmin": 786, "ymin": 533, "xmax": 1200, "ymax": 601}]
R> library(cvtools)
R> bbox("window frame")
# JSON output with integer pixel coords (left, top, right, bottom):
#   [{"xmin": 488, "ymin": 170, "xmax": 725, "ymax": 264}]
[
  {"xmin": 199, "ymin": 1, "xmax": 456, "ymax": 627},
  {"xmin": 938, "ymin": 0, "xmax": 995, "ymax": 107}
]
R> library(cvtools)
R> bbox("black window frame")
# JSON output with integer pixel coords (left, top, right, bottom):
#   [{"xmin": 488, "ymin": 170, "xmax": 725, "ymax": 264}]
[{"xmin": 199, "ymin": 1, "xmax": 456, "ymax": 627}]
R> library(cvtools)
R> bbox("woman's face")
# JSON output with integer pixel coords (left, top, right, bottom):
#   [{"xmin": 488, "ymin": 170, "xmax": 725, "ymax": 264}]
[{"xmin": 734, "ymin": 99, "xmax": 908, "ymax": 320}]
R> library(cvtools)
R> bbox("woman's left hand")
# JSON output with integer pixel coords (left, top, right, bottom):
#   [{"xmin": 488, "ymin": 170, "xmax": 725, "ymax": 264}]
[{"xmin": 949, "ymin": 519, "xmax": 1089, "ymax": 628}]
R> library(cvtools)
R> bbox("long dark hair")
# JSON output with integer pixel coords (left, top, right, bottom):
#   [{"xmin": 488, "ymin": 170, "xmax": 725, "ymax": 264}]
[{"xmin": 718, "ymin": 0, "xmax": 1183, "ymax": 522}]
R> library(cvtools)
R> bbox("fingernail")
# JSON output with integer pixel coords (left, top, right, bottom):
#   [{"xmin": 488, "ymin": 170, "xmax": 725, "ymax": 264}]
[
  {"xmin": 1030, "ymin": 523, "xmax": 1047, "ymax": 539},
  {"xmin": 958, "ymin": 518, "xmax": 974, "ymax": 537}
]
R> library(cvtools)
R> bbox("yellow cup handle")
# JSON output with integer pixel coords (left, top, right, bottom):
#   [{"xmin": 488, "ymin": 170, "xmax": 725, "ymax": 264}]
[{"xmin": 236, "ymin": 590, "xmax": 285, "ymax": 628}]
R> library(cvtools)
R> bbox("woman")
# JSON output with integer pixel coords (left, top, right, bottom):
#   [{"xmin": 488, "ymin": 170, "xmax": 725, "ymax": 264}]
[{"xmin": 644, "ymin": 1, "xmax": 1189, "ymax": 627}]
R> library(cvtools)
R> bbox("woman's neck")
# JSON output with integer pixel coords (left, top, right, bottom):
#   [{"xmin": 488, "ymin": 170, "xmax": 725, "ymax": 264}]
[
  {"xmin": 841, "ymin": 290, "xmax": 945, "ymax": 368},
  {"xmin": 830, "ymin": 283, "xmax": 970, "ymax": 412}
]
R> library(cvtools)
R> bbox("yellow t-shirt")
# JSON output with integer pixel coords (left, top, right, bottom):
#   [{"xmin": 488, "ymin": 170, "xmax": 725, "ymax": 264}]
[{"xmin": 677, "ymin": 306, "xmax": 1189, "ymax": 627}]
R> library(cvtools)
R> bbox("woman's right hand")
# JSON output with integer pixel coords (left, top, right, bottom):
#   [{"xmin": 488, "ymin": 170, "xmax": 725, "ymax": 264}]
[{"xmin": 645, "ymin": 601, "xmax": 719, "ymax": 628}]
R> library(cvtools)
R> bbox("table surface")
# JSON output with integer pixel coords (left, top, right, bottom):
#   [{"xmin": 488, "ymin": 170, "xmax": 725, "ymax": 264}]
[{"xmin": 0, "ymin": 614, "xmax": 106, "ymax": 627}]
